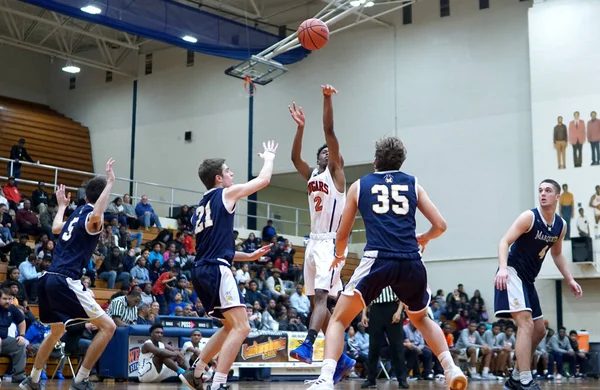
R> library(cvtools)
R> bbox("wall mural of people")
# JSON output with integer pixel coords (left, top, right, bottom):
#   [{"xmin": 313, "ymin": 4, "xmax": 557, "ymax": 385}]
[
  {"xmin": 559, "ymin": 184, "xmax": 575, "ymax": 240},
  {"xmin": 554, "ymin": 116, "xmax": 568, "ymax": 169},
  {"xmin": 588, "ymin": 111, "xmax": 600, "ymax": 166},
  {"xmin": 589, "ymin": 185, "xmax": 600, "ymax": 239},
  {"xmin": 569, "ymin": 111, "xmax": 586, "ymax": 168}
]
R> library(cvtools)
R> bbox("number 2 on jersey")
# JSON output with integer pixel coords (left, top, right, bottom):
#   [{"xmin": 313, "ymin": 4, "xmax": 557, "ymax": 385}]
[
  {"xmin": 371, "ymin": 184, "xmax": 409, "ymax": 215},
  {"xmin": 314, "ymin": 196, "xmax": 323, "ymax": 212},
  {"xmin": 195, "ymin": 201, "xmax": 214, "ymax": 234}
]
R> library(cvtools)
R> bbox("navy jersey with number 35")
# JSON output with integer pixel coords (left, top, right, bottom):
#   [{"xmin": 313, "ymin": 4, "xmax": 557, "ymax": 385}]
[
  {"xmin": 507, "ymin": 208, "xmax": 564, "ymax": 284},
  {"xmin": 48, "ymin": 204, "xmax": 102, "ymax": 279},
  {"xmin": 358, "ymin": 171, "xmax": 420, "ymax": 259},
  {"xmin": 192, "ymin": 188, "xmax": 235, "ymax": 265}
]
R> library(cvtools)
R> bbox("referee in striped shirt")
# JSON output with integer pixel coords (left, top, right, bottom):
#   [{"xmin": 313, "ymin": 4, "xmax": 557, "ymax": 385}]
[
  {"xmin": 107, "ymin": 290, "xmax": 142, "ymax": 326},
  {"xmin": 361, "ymin": 286, "xmax": 408, "ymax": 389}
]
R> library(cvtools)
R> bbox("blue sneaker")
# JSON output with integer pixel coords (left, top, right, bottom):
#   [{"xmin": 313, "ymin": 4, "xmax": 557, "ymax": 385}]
[
  {"xmin": 333, "ymin": 353, "xmax": 356, "ymax": 384},
  {"xmin": 56, "ymin": 373, "xmax": 65, "ymax": 380},
  {"xmin": 39, "ymin": 372, "xmax": 48, "ymax": 380},
  {"xmin": 289, "ymin": 340, "xmax": 313, "ymax": 364}
]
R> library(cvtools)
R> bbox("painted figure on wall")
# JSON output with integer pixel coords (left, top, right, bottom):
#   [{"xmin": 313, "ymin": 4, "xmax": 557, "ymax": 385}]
[
  {"xmin": 588, "ymin": 185, "xmax": 600, "ymax": 239},
  {"xmin": 559, "ymin": 184, "xmax": 574, "ymax": 240},
  {"xmin": 587, "ymin": 111, "xmax": 600, "ymax": 166},
  {"xmin": 554, "ymin": 116, "xmax": 568, "ymax": 169},
  {"xmin": 568, "ymin": 111, "xmax": 586, "ymax": 168}
]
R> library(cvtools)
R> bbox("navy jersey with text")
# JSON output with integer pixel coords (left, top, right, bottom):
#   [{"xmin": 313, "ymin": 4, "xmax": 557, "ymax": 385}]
[
  {"xmin": 48, "ymin": 204, "xmax": 101, "ymax": 279},
  {"xmin": 192, "ymin": 188, "xmax": 235, "ymax": 265},
  {"xmin": 507, "ymin": 208, "xmax": 564, "ymax": 284},
  {"xmin": 358, "ymin": 171, "xmax": 420, "ymax": 259}
]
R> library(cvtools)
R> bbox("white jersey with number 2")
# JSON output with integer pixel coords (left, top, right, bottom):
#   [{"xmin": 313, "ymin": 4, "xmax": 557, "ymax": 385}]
[{"xmin": 307, "ymin": 167, "xmax": 346, "ymax": 235}]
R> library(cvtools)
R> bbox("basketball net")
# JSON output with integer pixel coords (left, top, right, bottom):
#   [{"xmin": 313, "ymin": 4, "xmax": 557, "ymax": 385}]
[{"xmin": 244, "ymin": 76, "xmax": 256, "ymax": 97}]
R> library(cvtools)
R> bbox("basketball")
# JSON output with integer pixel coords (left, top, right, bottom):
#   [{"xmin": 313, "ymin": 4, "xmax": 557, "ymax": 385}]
[{"xmin": 298, "ymin": 18, "xmax": 329, "ymax": 51}]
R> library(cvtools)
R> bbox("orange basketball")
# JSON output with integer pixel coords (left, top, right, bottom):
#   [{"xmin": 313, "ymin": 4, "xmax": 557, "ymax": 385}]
[{"xmin": 298, "ymin": 18, "xmax": 329, "ymax": 51}]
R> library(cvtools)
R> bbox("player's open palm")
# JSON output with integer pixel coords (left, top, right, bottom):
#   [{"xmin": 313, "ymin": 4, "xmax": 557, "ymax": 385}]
[
  {"xmin": 569, "ymin": 279, "xmax": 582, "ymax": 299},
  {"xmin": 321, "ymin": 84, "xmax": 338, "ymax": 96},
  {"xmin": 55, "ymin": 184, "xmax": 71, "ymax": 208},
  {"xmin": 258, "ymin": 140, "xmax": 278, "ymax": 160},
  {"xmin": 105, "ymin": 158, "xmax": 116, "ymax": 183},
  {"xmin": 494, "ymin": 267, "xmax": 509, "ymax": 291},
  {"xmin": 288, "ymin": 102, "xmax": 305, "ymax": 127}
]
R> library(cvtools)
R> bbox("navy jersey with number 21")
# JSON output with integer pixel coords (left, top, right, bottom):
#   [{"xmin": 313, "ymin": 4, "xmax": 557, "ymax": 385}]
[{"xmin": 192, "ymin": 188, "xmax": 236, "ymax": 265}]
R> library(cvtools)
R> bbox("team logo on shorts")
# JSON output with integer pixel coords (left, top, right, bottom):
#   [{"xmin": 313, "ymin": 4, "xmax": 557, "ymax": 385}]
[
  {"xmin": 511, "ymin": 298, "xmax": 521, "ymax": 308},
  {"xmin": 384, "ymin": 174, "xmax": 394, "ymax": 184},
  {"xmin": 225, "ymin": 293, "xmax": 233, "ymax": 302}
]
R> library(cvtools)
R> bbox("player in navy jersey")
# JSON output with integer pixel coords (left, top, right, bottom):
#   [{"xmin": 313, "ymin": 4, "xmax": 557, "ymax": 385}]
[
  {"xmin": 179, "ymin": 140, "xmax": 278, "ymax": 390},
  {"xmin": 20, "ymin": 159, "xmax": 117, "ymax": 390},
  {"xmin": 494, "ymin": 179, "xmax": 582, "ymax": 390},
  {"xmin": 307, "ymin": 137, "xmax": 466, "ymax": 390}
]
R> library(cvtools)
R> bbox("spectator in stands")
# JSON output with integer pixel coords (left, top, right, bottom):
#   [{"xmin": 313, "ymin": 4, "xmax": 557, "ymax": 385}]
[
  {"xmin": 31, "ymin": 182, "xmax": 49, "ymax": 214},
  {"xmin": 457, "ymin": 284, "xmax": 469, "ymax": 300},
  {"xmin": 8, "ymin": 138, "xmax": 37, "ymax": 183},
  {"xmin": 233, "ymin": 230, "xmax": 243, "ymax": 251},
  {"xmin": 140, "ymin": 282, "xmax": 155, "ymax": 306},
  {"xmin": 290, "ymin": 284, "xmax": 310, "ymax": 321},
  {"xmin": 18, "ymin": 254, "xmax": 39, "ymax": 303},
  {"xmin": 105, "ymin": 197, "xmax": 127, "ymax": 227},
  {"xmin": 404, "ymin": 320, "xmax": 433, "ymax": 380},
  {"xmin": 149, "ymin": 243, "xmax": 163, "ymax": 266},
  {"xmin": 244, "ymin": 280, "xmax": 266, "ymax": 309},
  {"xmin": 25, "ymin": 320, "xmax": 66, "ymax": 380},
  {"xmin": 107, "ymin": 290, "xmax": 141, "ymax": 327},
  {"xmin": 235, "ymin": 263, "xmax": 251, "ymax": 284},
  {"xmin": 569, "ymin": 330, "xmax": 589, "ymax": 377},
  {"xmin": 243, "ymin": 233, "xmax": 260, "ymax": 253},
  {"xmin": 98, "ymin": 246, "xmax": 131, "ymax": 289},
  {"xmin": 177, "ymin": 205, "xmax": 193, "ymax": 231},
  {"xmin": 430, "ymin": 300, "xmax": 443, "ymax": 324},
  {"xmin": 172, "ymin": 305, "xmax": 184, "ymax": 317},
  {"xmin": 495, "ymin": 323, "xmax": 516, "ymax": 375},
  {"xmin": 0, "ymin": 288, "xmax": 27, "ymax": 382},
  {"xmin": 97, "ymin": 225, "xmax": 115, "ymax": 257},
  {"xmin": 9, "ymin": 234, "xmax": 32, "ymax": 267},
  {"xmin": 0, "ymin": 203, "xmax": 14, "ymax": 243},
  {"xmin": 455, "ymin": 322, "xmax": 494, "ymax": 379},
  {"xmin": 262, "ymin": 220, "xmax": 276, "ymax": 242},
  {"xmin": 550, "ymin": 327, "xmax": 576, "ymax": 378},
  {"xmin": 442, "ymin": 323, "xmax": 460, "ymax": 365},
  {"xmin": 37, "ymin": 240, "xmax": 54, "ymax": 260},
  {"xmin": 171, "ymin": 276, "xmax": 191, "ymax": 304},
  {"xmin": 136, "ymin": 195, "xmax": 162, "ymax": 229},
  {"xmin": 246, "ymin": 303, "xmax": 261, "ymax": 330},
  {"xmin": 163, "ymin": 243, "xmax": 178, "ymax": 264},
  {"xmin": 131, "ymin": 253, "xmax": 151, "ymax": 284},
  {"xmin": 182, "ymin": 230, "xmax": 194, "ymax": 255},
  {"xmin": 535, "ymin": 329, "xmax": 553, "ymax": 379},
  {"xmin": 16, "ymin": 200, "xmax": 42, "ymax": 236},
  {"xmin": 136, "ymin": 304, "xmax": 153, "ymax": 325},
  {"xmin": 266, "ymin": 268, "xmax": 287, "ymax": 301},
  {"xmin": 470, "ymin": 289, "xmax": 484, "ymax": 307},
  {"xmin": 0, "ymin": 188, "xmax": 8, "ymax": 211},
  {"xmin": 38, "ymin": 203, "xmax": 56, "ymax": 241},
  {"xmin": 121, "ymin": 194, "xmax": 139, "ymax": 229},
  {"xmin": 3, "ymin": 177, "xmax": 22, "ymax": 211},
  {"xmin": 152, "ymin": 268, "xmax": 178, "ymax": 315}
]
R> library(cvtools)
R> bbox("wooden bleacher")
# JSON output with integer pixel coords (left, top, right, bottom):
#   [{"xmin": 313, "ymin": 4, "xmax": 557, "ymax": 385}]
[{"xmin": 0, "ymin": 96, "xmax": 94, "ymax": 196}]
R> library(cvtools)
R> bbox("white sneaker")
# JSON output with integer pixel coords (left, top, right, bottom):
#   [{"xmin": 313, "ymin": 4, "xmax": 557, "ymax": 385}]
[
  {"xmin": 306, "ymin": 378, "xmax": 334, "ymax": 390},
  {"xmin": 445, "ymin": 366, "xmax": 468, "ymax": 390},
  {"xmin": 471, "ymin": 373, "xmax": 482, "ymax": 380},
  {"xmin": 482, "ymin": 373, "xmax": 496, "ymax": 380},
  {"xmin": 556, "ymin": 374, "xmax": 563, "ymax": 380}
]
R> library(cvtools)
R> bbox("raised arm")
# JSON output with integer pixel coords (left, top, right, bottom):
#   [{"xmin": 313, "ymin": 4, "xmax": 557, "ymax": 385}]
[
  {"xmin": 415, "ymin": 184, "xmax": 447, "ymax": 251},
  {"xmin": 289, "ymin": 103, "xmax": 311, "ymax": 181},
  {"xmin": 322, "ymin": 85, "xmax": 345, "ymax": 193},
  {"xmin": 332, "ymin": 180, "xmax": 359, "ymax": 270},
  {"xmin": 494, "ymin": 210, "xmax": 533, "ymax": 290},
  {"xmin": 551, "ymin": 221, "xmax": 583, "ymax": 299},
  {"xmin": 86, "ymin": 158, "xmax": 116, "ymax": 234},
  {"xmin": 52, "ymin": 184, "xmax": 70, "ymax": 234},
  {"xmin": 223, "ymin": 141, "xmax": 278, "ymax": 210}
]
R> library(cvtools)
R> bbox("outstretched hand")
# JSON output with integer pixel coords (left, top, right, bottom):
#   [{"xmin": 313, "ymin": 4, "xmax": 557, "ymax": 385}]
[
  {"xmin": 258, "ymin": 140, "xmax": 279, "ymax": 160},
  {"xmin": 322, "ymin": 84, "xmax": 338, "ymax": 96},
  {"xmin": 105, "ymin": 158, "xmax": 116, "ymax": 183},
  {"xmin": 55, "ymin": 184, "xmax": 71, "ymax": 208},
  {"xmin": 249, "ymin": 243, "xmax": 274, "ymax": 261},
  {"xmin": 288, "ymin": 102, "xmax": 305, "ymax": 127},
  {"xmin": 569, "ymin": 279, "xmax": 583, "ymax": 299}
]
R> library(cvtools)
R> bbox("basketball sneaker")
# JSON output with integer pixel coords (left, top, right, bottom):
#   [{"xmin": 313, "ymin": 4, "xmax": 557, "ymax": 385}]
[
  {"xmin": 69, "ymin": 378, "xmax": 95, "ymax": 390},
  {"xmin": 306, "ymin": 378, "xmax": 334, "ymax": 390},
  {"xmin": 206, "ymin": 385, "xmax": 231, "ymax": 390},
  {"xmin": 504, "ymin": 376, "xmax": 522, "ymax": 390},
  {"xmin": 179, "ymin": 369, "xmax": 203, "ymax": 390},
  {"xmin": 445, "ymin": 366, "xmax": 468, "ymax": 390},
  {"xmin": 19, "ymin": 377, "xmax": 43, "ymax": 390},
  {"xmin": 289, "ymin": 340, "xmax": 314, "ymax": 364},
  {"xmin": 521, "ymin": 381, "xmax": 542, "ymax": 390},
  {"xmin": 333, "ymin": 353, "xmax": 356, "ymax": 384}
]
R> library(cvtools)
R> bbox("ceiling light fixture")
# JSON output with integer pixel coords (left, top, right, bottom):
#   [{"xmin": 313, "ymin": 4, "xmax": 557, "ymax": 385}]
[
  {"xmin": 80, "ymin": 5, "xmax": 102, "ymax": 14},
  {"xmin": 62, "ymin": 64, "xmax": 81, "ymax": 74},
  {"xmin": 182, "ymin": 35, "xmax": 198, "ymax": 43}
]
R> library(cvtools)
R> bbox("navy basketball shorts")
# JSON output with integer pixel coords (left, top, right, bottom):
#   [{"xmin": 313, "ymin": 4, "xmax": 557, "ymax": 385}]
[
  {"xmin": 192, "ymin": 260, "xmax": 245, "ymax": 319},
  {"xmin": 38, "ymin": 272, "xmax": 105, "ymax": 324},
  {"xmin": 342, "ymin": 252, "xmax": 431, "ymax": 313},
  {"xmin": 494, "ymin": 266, "xmax": 542, "ymax": 320}
]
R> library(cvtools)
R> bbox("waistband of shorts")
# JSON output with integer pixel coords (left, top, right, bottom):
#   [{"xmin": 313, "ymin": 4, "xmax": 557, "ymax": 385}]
[
  {"xmin": 195, "ymin": 258, "xmax": 231, "ymax": 267},
  {"xmin": 43, "ymin": 271, "xmax": 77, "ymax": 280},
  {"xmin": 309, "ymin": 232, "xmax": 336, "ymax": 240}
]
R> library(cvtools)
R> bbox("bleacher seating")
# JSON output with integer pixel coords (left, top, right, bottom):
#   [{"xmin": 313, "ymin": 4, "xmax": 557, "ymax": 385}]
[{"xmin": 0, "ymin": 96, "xmax": 94, "ymax": 196}]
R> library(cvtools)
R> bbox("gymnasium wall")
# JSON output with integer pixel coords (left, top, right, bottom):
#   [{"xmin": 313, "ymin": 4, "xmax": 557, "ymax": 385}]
[{"xmin": 0, "ymin": 45, "xmax": 50, "ymax": 105}]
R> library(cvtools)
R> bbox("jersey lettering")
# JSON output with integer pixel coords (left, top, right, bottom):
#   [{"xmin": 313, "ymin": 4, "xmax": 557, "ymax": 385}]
[
  {"xmin": 314, "ymin": 196, "xmax": 323, "ymax": 212},
  {"xmin": 61, "ymin": 217, "xmax": 80, "ymax": 242},
  {"xmin": 308, "ymin": 180, "xmax": 329, "ymax": 195},
  {"xmin": 371, "ymin": 184, "xmax": 409, "ymax": 215},
  {"xmin": 194, "ymin": 201, "xmax": 214, "ymax": 234}
]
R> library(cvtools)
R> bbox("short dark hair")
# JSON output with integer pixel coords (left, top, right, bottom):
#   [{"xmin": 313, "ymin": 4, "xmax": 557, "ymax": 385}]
[
  {"xmin": 317, "ymin": 144, "xmax": 328, "ymax": 159},
  {"xmin": 191, "ymin": 329, "xmax": 201, "ymax": 335},
  {"xmin": 198, "ymin": 158, "xmax": 226, "ymax": 189},
  {"xmin": 3, "ymin": 281, "xmax": 17, "ymax": 289},
  {"xmin": 85, "ymin": 176, "xmax": 107, "ymax": 204},
  {"xmin": 540, "ymin": 179, "xmax": 561, "ymax": 194},
  {"xmin": 574, "ymin": 111, "xmax": 580, "ymax": 115},
  {"xmin": 559, "ymin": 326, "xmax": 566, "ymax": 331},
  {"xmin": 149, "ymin": 323, "xmax": 163, "ymax": 333},
  {"xmin": 569, "ymin": 330, "xmax": 578, "ymax": 336},
  {"xmin": 127, "ymin": 290, "xmax": 141, "ymax": 298},
  {"xmin": 374, "ymin": 137, "xmax": 407, "ymax": 171},
  {"xmin": 0, "ymin": 288, "xmax": 11, "ymax": 298}
]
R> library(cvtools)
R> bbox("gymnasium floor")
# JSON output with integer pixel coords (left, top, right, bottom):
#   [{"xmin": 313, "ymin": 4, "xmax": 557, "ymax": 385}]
[{"xmin": 27, "ymin": 380, "xmax": 599, "ymax": 390}]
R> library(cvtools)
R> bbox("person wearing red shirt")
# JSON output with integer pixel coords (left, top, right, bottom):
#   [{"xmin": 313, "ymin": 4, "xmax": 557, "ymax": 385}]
[
  {"xmin": 152, "ymin": 269, "xmax": 178, "ymax": 315},
  {"xmin": 4, "ymin": 177, "xmax": 22, "ymax": 211},
  {"xmin": 182, "ymin": 231, "xmax": 194, "ymax": 255}
]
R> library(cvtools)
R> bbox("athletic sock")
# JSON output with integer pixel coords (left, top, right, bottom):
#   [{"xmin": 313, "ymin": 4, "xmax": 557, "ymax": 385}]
[
  {"xmin": 520, "ymin": 371, "xmax": 533, "ymax": 385},
  {"xmin": 320, "ymin": 359, "xmax": 337, "ymax": 382},
  {"xmin": 74, "ymin": 367, "xmax": 91, "ymax": 384},
  {"xmin": 193, "ymin": 359, "xmax": 207, "ymax": 378},
  {"xmin": 512, "ymin": 368, "xmax": 520, "ymax": 381},
  {"xmin": 212, "ymin": 372, "xmax": 228, "ymax": 388},
  {"xmin": 305, "ymin": 329, "xmax": 318, "ymax": 346},
  {"xmin": 482, "ymin": 367, "xmax": 490, "ymax": 375},
  {"xmin": 438, "ymin": 351, "xmax": 454, "ymax": 372},
  {"xmin": 469, "ymin": 367, "xmax": 476, "ymax": 375},
  {"xmin": 31, "ymin": 367, "xmax": 43, "ymax": 384}
]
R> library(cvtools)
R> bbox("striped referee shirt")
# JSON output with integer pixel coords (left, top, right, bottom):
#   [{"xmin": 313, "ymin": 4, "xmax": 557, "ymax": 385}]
[
  {"xmin": 107, "ymin": 296, "xmax": 138, "ymax": 324},
  {"xmin": 370, "ymin": 286, "xmax": 398, "ymax": 305}
]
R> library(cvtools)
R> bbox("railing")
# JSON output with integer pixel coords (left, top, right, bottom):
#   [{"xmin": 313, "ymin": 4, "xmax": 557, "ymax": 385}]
[{"xmin": 0, "ymin": 157, "xmax": 367, "ymax": 241}]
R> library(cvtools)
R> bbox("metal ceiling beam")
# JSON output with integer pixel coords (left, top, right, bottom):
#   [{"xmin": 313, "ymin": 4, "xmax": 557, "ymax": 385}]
[
  {"xmin": 0, "ymin": 33, "xmax": 135, "ymax": 76},
  {"xmin": 0, "ymin": 5, "xmax": 140, "ymax": 50},
  {"xmin": 320, "ymin": 0, "xmax": 391, "ymax": 27},
  {"xmin": 198, "ymin": 0, "xmax": 261, "ymax": 19}
]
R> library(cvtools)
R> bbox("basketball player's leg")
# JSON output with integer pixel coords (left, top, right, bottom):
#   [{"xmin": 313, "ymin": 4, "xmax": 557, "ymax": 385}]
[
  {"xmin": 27, "ymin": 323, "xmax": 66, "ymax": 385},
  {"xmin": 192, "ymin": 325, "xmax": 230, "ymax": 377},
  {"xmin": 211, "ymin": 306, "xmax": 250, "ymax": 388},
  {"xmin": 77, "ymin": 314, "xmax": 117, "ymax": 382}
]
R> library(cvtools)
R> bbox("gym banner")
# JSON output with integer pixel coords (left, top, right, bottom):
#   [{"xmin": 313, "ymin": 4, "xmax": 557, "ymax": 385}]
[
  {"xmin": 287, "ymin": 332, "xmax": 325, "ymax": 362},
  {"xmin": 237, "ymin": 331, "xmax": 289, "ymax": 362}
]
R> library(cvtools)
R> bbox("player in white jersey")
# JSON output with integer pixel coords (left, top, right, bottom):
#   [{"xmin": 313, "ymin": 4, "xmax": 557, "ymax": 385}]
[
  {"xmin": 288, "ymin": 85, "xmax": 354, "ymax": 382},
  {"xmin": 589, "ymin": 185, "xmax": 600, "ymax": 238},
  {"xmin": 138, "ymin": 324, "xmax": 188, "ymax": 383}
]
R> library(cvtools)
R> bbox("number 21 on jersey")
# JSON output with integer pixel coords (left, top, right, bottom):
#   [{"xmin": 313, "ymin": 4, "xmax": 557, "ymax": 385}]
[
  {"xmin": 195, "ymin": 201, "xmax": 214, "ymax": 234},
  {"xmin": 371, "ymin": 184, "xmax": 409, "ymax": 215}
]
